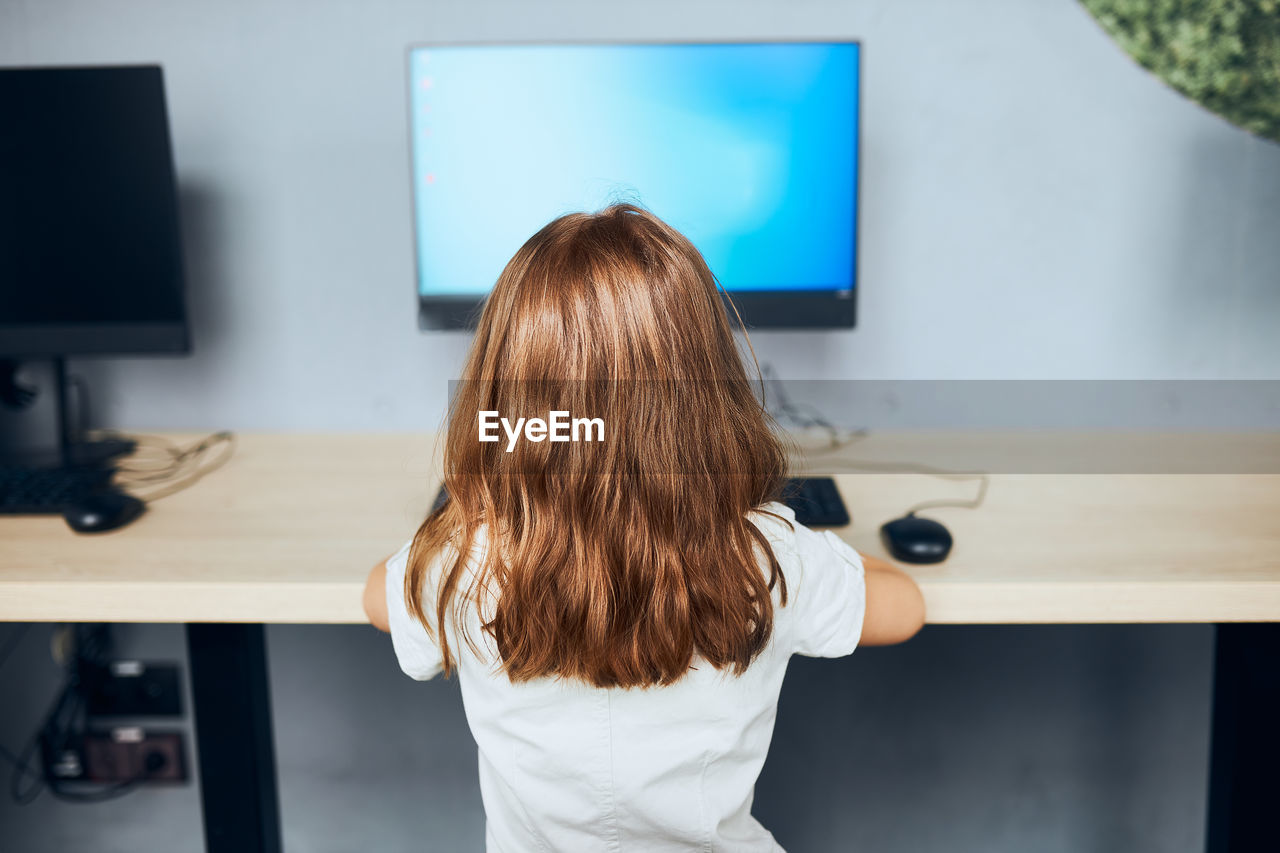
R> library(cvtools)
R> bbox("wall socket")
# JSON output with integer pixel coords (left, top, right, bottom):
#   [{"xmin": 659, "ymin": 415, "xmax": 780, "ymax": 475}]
[{"xmin": 82, "ymin": 728, "xmax": 187, "ymax": 783}]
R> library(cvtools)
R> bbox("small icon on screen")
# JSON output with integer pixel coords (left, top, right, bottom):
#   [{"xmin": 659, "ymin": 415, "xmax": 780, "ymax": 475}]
[
  {"xmin": 425, "ymin": 173, "xmax": 436, "ymax": 185},
  {"xmin": 420, "ymin": 77, "xmax": 433, "ymax": 90}
]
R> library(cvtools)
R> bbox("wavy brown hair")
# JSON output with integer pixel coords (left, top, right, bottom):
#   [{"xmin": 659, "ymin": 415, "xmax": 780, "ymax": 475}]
[{"xmin": 405, "ymin": 204, "xmax": 790, "ymax": 688}]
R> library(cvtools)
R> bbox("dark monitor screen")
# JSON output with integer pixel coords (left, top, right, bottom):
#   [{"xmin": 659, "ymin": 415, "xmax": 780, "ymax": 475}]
[
  {"xmin": 0, "ymin": 65, "xmax": 188, "ymax": 357},
  {"xmin": 408, "ymin": 41, "xmax": 860, "ymax": 329}
]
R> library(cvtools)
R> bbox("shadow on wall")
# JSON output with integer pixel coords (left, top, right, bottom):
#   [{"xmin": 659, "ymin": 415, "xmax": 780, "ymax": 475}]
[
  {"xmin": 177, "ymin": 183, "xmax": 234, "ymax": 363},
  {"xmin": 1215, "ymin": 134, "xmax": 1280, "ymax": 372},
  {"xmin": 1155, "ymin": 133, "xmax": 1280, "ymax": 377}
]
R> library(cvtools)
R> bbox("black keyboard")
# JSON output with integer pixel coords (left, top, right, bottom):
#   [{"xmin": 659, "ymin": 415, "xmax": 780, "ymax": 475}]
[
  {"xmin": 781, "ymin": 477, "xmax": 851, "ymax": 527},
  {"xmin": 430, "ymin": 476, "xmax": 851, "ymax": 528},
  {"xmin": 0, "ymin": 465, "xmax": 115, "ymax": 514}
]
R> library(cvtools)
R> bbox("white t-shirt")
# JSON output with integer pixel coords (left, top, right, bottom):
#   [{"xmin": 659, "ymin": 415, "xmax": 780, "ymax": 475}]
[{"xmin": 384, "ymin": 501, "xmax": 866, "ymax": 853}]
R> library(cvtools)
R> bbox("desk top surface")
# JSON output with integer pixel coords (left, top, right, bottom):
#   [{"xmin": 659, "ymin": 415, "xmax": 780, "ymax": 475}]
[{"xmin": 2, "ymin": 432, "xmax": 1279, "ymax": 624}]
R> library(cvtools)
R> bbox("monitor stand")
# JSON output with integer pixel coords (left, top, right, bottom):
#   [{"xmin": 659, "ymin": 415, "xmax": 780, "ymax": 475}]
[{"xmin": 0, "ymin": 358, "xmax": 134, "ymax": 469}]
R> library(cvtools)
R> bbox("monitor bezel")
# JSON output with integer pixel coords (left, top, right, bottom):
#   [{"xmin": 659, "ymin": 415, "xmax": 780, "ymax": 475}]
[
  {"xmin": 405, "ymin": 38, "xmax": 862, "ymax": 332},
  {"xmin": 0, "ymin": 323, "xmax": 190, "ymax": 358}
]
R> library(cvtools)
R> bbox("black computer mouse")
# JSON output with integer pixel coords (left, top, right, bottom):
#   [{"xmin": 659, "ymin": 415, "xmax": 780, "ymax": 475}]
[
  {"xmin": 63, "ymin": 490, "xmax": 146, "ymax": 534},
  {"xmin": 879, "ymin": 514, "xmax": 952, "ymax": 564}
]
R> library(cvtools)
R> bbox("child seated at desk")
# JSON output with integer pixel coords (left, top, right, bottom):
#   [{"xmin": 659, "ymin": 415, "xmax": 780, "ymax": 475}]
[{"xmin": 364, "ymin": 204, "xmax": 924, "ymax": 851}]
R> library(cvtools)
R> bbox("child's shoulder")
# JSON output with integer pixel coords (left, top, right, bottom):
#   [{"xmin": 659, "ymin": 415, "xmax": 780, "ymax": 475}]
[
  {"xmin": 748, "ymin": 501, "xmax": 865, "ymax": 583},
  {"xmin": 748, "ymin": 501, "xmax": 800, "ymax": 551}
]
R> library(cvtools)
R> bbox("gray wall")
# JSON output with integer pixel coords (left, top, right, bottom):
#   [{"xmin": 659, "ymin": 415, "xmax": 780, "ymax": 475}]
[
  {"xmin": 2, "ymin": 0, "xmax": 1277, "ymax": 430},
  {"xmin": 3, "ymin": 0, "xmax": 1275, "ymax": 850}
]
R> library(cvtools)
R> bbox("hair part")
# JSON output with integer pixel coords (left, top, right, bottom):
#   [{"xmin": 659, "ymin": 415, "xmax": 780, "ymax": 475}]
[{"xmin": 407, "ymin": 204, "xmax": 790, "ymax": 688}]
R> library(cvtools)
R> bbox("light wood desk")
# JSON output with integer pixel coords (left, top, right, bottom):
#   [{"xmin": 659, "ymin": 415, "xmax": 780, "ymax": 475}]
[
  {"xmin": 2, "ymin": 433, "xmax": 1278, "ymax": 624},
  {"xmin": 2, "ymin": 432, "xmax": 1277, "ymax": 853}
]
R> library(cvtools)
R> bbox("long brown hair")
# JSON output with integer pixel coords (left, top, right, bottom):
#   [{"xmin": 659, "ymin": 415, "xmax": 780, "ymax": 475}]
[{"xmin": 406, "ymin": 204, "xmax": 790, "ymax": 688}]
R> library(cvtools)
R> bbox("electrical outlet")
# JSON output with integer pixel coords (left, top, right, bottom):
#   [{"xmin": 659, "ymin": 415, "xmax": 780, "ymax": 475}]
[
  {"xmin": 82, "ymin": 728, "xmax": 187, "ymax": 783},
  {"xmin": 84, "ymin": 660, "xmax": 183, "ymax": 718}
]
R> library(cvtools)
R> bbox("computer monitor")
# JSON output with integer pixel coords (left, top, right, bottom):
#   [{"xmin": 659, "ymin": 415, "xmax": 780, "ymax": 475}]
[
  {"xmin": 408, "ymin": 41, "xmax": 860, "ymax": 330},
  {"xmin": 0, "ymin": 65, "xmax": 188, "ymax": 465},
  {"xmin": 0, "ymin": 65, "xmax": 189, "ymax": 357}
]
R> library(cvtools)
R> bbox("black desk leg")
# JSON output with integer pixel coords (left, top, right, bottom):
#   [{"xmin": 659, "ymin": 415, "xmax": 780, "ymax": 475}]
[
  {"xmin": 186, "ymin": 624, "xmax": 283, "ymax": 853},
  {"xmin": 1206, "ymin": 623, "xmax": 1280, "ymax": 853}
]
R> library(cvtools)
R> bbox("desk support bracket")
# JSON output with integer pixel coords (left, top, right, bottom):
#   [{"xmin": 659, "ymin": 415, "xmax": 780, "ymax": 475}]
[{"xmin": 186, "ymin": 624, "xmax": 282, "ymax": 853}]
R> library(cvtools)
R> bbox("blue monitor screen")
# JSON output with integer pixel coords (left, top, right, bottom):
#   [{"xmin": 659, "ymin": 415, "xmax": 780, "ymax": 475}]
[{"xmin": 408, "ymin": 41, "xmax": 859, "ymax": 303}]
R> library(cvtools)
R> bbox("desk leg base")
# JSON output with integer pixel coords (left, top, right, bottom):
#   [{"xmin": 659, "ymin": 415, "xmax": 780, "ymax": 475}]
[
  {"xmin": 186, "ymin": 623, "xmax": 282, "ymax": 853},
  {"xmin": 1206, "ymin": 623, "xmax": 1279, "ymax": 853}
]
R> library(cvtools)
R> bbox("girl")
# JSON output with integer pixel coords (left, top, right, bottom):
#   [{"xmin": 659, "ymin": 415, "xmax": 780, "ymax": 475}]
[{"xmin": 364, "ymin": 204, "xmax": 924, "ymax": 851}]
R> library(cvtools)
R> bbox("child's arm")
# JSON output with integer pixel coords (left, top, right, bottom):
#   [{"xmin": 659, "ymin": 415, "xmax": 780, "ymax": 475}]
[
  {"xmin": 363, "ymin": 559, "xmax": 390, "ymax": 633},
  {"xmin": 858, "ymin": 553, "xmax": 925, "ymax": 646}
]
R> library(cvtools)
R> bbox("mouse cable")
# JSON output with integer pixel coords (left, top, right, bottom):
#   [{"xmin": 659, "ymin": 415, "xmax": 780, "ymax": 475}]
[
  {"xmin": 805, "ymin": 452, "xmax": 992, "ymax": 517},
  {"xmin": 759, "ymin": 364, "xmax": 869, "ymax": 451},
  {"xmin": 106, "ymin": 430, "xmax": 230, "ymax": 479},
  {"xmin": 753, "ymin": 370, "xmax": 991, "ymax": 518},
  {"xmin": 64, "ymin": 375, "xmax": 233, "ymax": 502},
  {"xmin": 901, "ymin": 474, "xmax": 989, "ymax": 516},
  {"xmin": 100, "ymin": 430, "xmax": 236, "ymax": 503}
]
